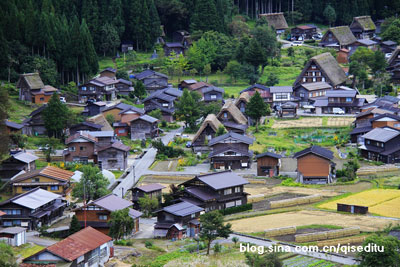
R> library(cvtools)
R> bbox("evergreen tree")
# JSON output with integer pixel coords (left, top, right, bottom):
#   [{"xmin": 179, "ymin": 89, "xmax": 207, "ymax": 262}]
[
  {"xmin": 147, "ymin": 0, "xmax": 161, "ymax": 46},
  {"xmin": 358, "ymin": 234, "xmax": 400, "ymax": 266},
  {"xmin": 138, "ymin": 0, "xmax": 152, "ymax": 50},
  {"xmin": 174, "ymin": 89, "xmax": 201, "ymax": 130},
  {"xmin": 323, "ymin": 4, "xmax": 336, "ymax": 26},
  {"xmin": 80, "ymin": 19, "xmax": 98, "ymax": 80},
  {"xmin": 42, "ymin": 93, "xmax": 69, "ymax": 138},
  {"xmin": 190, "ymin": 0, "xmax": 220, "ymax": 33},
  {"xmin": 199, "ymin": 211, "xmax": 232, "ymax": 255},
  {"xmin": 0, "ymin": 85, "xmax": 10, "ymax": 158},
  {"xmin": 109, "ymin": 208, "xmax": 134, "ymax": 240},
  {"xmin": 69, "ymin": 215, "xmax": 81, "ymax": 235},
  {"xmin": 99, "ymin": 23, "xmax": 120, "ymax": 56},
  {"xmin": 138, "ymin": 195, "xmax": 159, "ymax": 217},
  {"xmin": 0, "ymin": 242, "xmax": 17, "ymax": 267},
  {"xmin": 244, "ymin": 38, "xmax": 267, "ymax": 73},
  {"xmin": 245, "ymin": 91, "xmax": 270, "ymax": 132},
  {"xmin": 133, "ymin": 80, "xmax": 147, "ymax": 99}
]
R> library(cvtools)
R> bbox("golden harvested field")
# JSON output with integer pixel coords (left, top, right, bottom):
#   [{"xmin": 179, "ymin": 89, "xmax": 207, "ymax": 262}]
[
  {"xmin": 319, "ymin": 189, "xmax": 400, "ymax": 210},
  {"xmin": 229, "ymin": 210, "xmax": 398, "ymax": 232},
  {"xmin": 369, "ymin": 197, "xmax": 400, "ymax": 218},
  {"xmin": 272, "ymin": 118, "xmax": 322, "ymax": 129},
  {"xmin": 326, "ymin": 117, "xmax": 354, "ymax": 127},
  {"xmin": 244, "ymin": 185, "xmax": 339, "ymax": 197}
]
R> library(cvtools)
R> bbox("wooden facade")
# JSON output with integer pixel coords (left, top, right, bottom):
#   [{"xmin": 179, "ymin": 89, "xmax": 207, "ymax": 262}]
[{"xmin": 256, "ymin": 153, "xmax": 281, "ymax": 177}]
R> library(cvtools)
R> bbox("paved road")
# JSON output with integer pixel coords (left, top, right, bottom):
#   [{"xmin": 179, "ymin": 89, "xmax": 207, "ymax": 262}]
[
  {"xmin": 229, "ymin": 234, "xmax": 360, "ymax": 266},
  {"xmin": 113, "ymin": 127, "xmax": 183, "ymax": 198},
  {"xmin": 27, "ymin": 234, "xmax": 57, "ymax": 247}
]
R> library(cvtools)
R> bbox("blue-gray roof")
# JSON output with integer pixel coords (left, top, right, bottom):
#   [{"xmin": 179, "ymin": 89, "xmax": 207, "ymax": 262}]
[
  {"xmin": 240, "ymin": 84, "xmax": 269, "ymax": 93},
  {"xmin": 256, "ymin": 152, "xmax": 282, "ymax": 159},
  {"xmin": 202, "ymin": 86, "xmax": 225, "ymax": 94},
  {"xmin": 196, "ymin": 171, "xmax": 249, "ymax": 190},
  {"xmin": 134, "ymin": 69, "xmax": 168, "ymax": 80},
  {"xmin": 209, "ymin": 132, "xmax": 253, "ymax": 146},
  {"xmin": 293, "ymin": 145, "xmax": 334, "ymax": 160},
  {"xmin": 163, "ymin": 201, "xmax": 203, "ymax": 217}
]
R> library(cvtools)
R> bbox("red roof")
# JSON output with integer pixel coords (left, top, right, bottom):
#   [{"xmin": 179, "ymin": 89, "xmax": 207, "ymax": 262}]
[
  {"xmin": 45, "ymin": 227, "xmax": 112, "ymax": 261},
  {"xmin": 297, "ymin": 25, "xmax": 312, "ymax": 30},
  {"xmin": 247, "ymin": 90, "xmax": 271, "ymax": 98}
]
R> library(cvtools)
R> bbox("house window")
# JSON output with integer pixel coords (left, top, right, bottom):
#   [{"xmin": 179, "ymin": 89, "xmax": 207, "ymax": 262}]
[
  {"xmin": 346, "ymin": 97, "xmax": 352, "ymax": 102},
  {"xmin": 226, "ymin": 201, "xmax": 235, "ymax": 208},
  {"xmin": 119, "ymin": 129, "xmax": 126, "ymax": 134},
  {"xmin": 322, "ymin": 77, "xmax": 325, "ymax": 82},
  {"xmin": 300, "ymin": 93, "xmax": 305, "ymax": 98},
  {"xmin": 224, "ymin": 188, "xmax": 232, "ymax": 195},
  {"xmin": 80, "ymin": 146, "xmax": 86, "ymax": 151},
  {"xmin": 223, "ymin": 112, "xmax": 228, "ymax": 118},
  {"xmin": 303, "ymin": 78, "xmax": 306, "ymax": 82},
  {"xmin": 312, "ymin": 77, "xmax": 316, "ymax": 82},
  {"xmin": 311, "ymin": 65, "xmax": 316, "ymax": 69},
  {"xmin": 31, "ymin": 178, "xmax": 39, "ymax": 183},
  {"xmin": 312, "ymin": 72, "xmax": 316, "ymax": 76},
  {"xmin": 98, "ymin": 215, "xmax": 107, "ymax": 220},
  {"xmin": 394, "ymin": 123, "xmax": 400, "ymax": 128},
  {"xmin": 162, "ymin": 103, "xmax": 169, "ymax": 107},
  {"xmin": 235, "ymin": 200, "xmax": 242, "ymax": 206},
  {"xmin": 50, "ymin": 185, "xmax": 59, "ymax": 191},
  {"xmin": 90, "ymin": 87, "xmax": 95, "ymax": 91},
  {"xmin": 5, "ymin": 209, "xmax": 21, "ymax": 215},
  {"xmin": 235, "ymin": 186, "xmax": 241, "ymax": 193},
  {"xmin": 366, "ymin": 140, "xmax": 370, "ymax": 144},
  {"xmin": 69, "ymin": 146, "xmax": 76, "ymax": 151},
  {"xmin": 210, "ymin": 95, "xmax": 217, "ymax": 99},
  {"xmin": 3, "ymin": 221, "xmax": 12, "ymax": 227},
  {"xmin": 22, "ymin": 186, "xmax": 31, "ymax": 191},
  {"xmin": 309, "ymin": 93, "xmax": 313, "ymax": 98},
  {"xmin": 12, "ymin": 220, "xmax": 21, "ymax": 226},
  {"xmin": 81, "ymin": 86, "xmax": 87, "ymax": 91},
  {"xmin": 191, "ymin": 213, "xmax": 195, "ymax": 219},
  {"xmin": 40, "ymin": 97, "xmax": 44, "ymax": 101}
]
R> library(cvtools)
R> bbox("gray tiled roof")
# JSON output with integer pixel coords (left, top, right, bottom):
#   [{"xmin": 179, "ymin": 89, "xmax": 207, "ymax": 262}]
[
  {"xmin": 361, "ymin": 127, "xmax": 400, "ymax": 142},
  {"xmin": 209, "ymin": 132, "xmax": 253, "ymax": 146},
  {"xmin": 255, "ymin": 152, "xmax": 282, "ymax": 159},
  {"xmin": 196, "ymin": 171, "xmax": 249, "ymax": 190},
  {"xmin": 134, "ymin": 69, "xmax": 168, "ymax": 80},
  {"xmin": 293, "ymin": 145, "xmax": 334, "ymax": 160},
  {"xmin": 270, "ymin": 86, "xmax": 293, "ymax": 93},
  {"xmin": 92, "ymin": 194, "xmax": 132, "ymax": 211},
  {"xmin": 202, "ymin": 86, "xmax": 225, "ymax": 94},
  {"xmin": 163, "ymin": 201, "xmax": 203, "ymax": 217}
]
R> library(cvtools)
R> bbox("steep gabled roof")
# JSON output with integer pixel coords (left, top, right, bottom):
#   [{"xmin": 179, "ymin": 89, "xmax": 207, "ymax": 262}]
[
  {"xmin": 97, "ymin": 141, "xmax": 130, "ymax": 152},
  {"xmin": 259, "ymin": 13, "xmax": 288, "ymax": 30},
  {"xmin": 325, "ymin": 26, "xmax": 357, "ymax": 46},
  {"xmin": 202, "ymin": 86, "xmax": 225, "ymax": 94},
  {"xmin": 188, "ymin": 82, "xmax": 211, "ymax": 91},
  {"xmin": 100, "ymin": 67, "xmax": 117, "ymax": 73},
  {"xmin": 351, "ymin": 16, "xmax": 376, "ymax": 31},
  {"xmin": 118, "ymin": 106, "xmax": 145, "ymax": 115},
  {"xmin": 293, "ymin": 145, "xmax": 334, "ymax": 160},
  {"xmin": 192, "ymin": 114, "xmax": 224, "ymax": 144},
  {"xmin": 130, "ymin": 114, "xmax": 159, "ymax": 124},
  {"xmin": 18, "ymin": 73, "xmax": 44, "ymax": 90},
  {"xmin": 294, "ymin": 52, "xmax": 347, "ymax": 87},
  {"xmin": 236, "ymin": 92, "xmax": 251, "ymax": 105},
  {"xmin": 217, "ymin": 100, "xmax": 248, "ymax": 125},
  {"xmin": 70, "ymin": 121, "xmax": 103, "ymax": 130},
  {"xmin": 86, "ymin": 114, "xmax": 113, "ymax": 131},
  {"xmin": 240, "ymin": 84, "xmax": 269, "ymax": 94},
  {"xmin": 370, "ymin": 113, "xmax": 400, "ymax": 122},
  {"xmin": 134, "ymin": 69, "xmax": 168, "ymax": 80},
  {"xmin": 208, "ymin": 131, "xmax": 253, "ymax": 146}
]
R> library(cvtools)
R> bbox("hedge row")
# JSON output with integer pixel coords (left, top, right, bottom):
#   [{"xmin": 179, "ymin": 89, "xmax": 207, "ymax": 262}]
[{"xmin": 220, "ymin": 203, "xmax": 252, "ymax": 215}]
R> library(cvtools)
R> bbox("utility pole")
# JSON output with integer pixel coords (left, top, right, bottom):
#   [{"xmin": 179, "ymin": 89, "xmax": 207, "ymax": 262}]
[{"xmin": 83, "ymin": 180, "xmax": 86, "ymax": 228}]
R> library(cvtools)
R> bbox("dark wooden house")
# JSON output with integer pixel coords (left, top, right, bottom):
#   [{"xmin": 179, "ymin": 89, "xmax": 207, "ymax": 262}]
[
  {"xmin": 291, "ymin": 25, "xmax": 317, "ymax": 40},
  {"xmin": 22, "ymin": 105, "xmax": 47, "ymax": 136},
  {"xmin": 64, "ymin": 132, "xmax": 97, "ymax": 164},
  {"xmin": 0, "ymin": 152, "xmax": 38, "ymax": 181},
  {"xmin": 360, "ymin": 127, "xmax": 400, "ymax": 163},
  {"xmin": 192, "ymin": 114, "xmax": 225, "ymax": 152},
  {"xmin": 17, "ymin": 73, "xmax": 57, "ymax": 104},
  {"xmin": 313, "ymin": 89, "xmax": 365, "ymax": 114},
  {"xmin": 217, "ymin": 100, "xmax": 248, "ymax": 134},
  {"xmin": 74, "ymin": 194, "xmax": 142, "ymax": 235},
  {"xmin": 82, "ymin": 101, "xmax": 107, "ymax": 117},
  {"xmin": 319, "ymin": 26, "xmax": 357, "ymax": 50},
  {"xmin": 143, "ymin": 87, "xmax": 182, "ymax": 122},
  {"xmin": 293, "ymin": 146, "xmax": 335, "ymax": 184},
  {"xmin": 97, "ymin": 141, "xmax": 130, "ymax": 171},
  {"xmin": 99, "ymin": 67, "xmax": 117, "ymax": 79},
  {"xmin": 129, "ymin": 114, "xmax": 159, "ymax": 140},
  {"xmin": 240, "ymin": 84, "xmax": 272, "ymax": 103},
  {"xmin": 134, "ymin": 70, "xmax": 168, "ymax": 93},
  {"xmin": 256, "ymin": 152, "xmax": 282, "ymax": 177},
  {"xmin": 387, "ymin": 46, "xmax": 400, "ymax": 84},
  {"xmin": 350, "ymin": 16, "xmax": 376, "ymax": 39},
  {"xmin": 380, "ymin": 40, "xmax": 397, "ymax": 54},
  {"xmin": 202, "ymin": 86, "xmax": 224, "ymax": 102},
  {"xmin": 68, "ymin": 121, "xmax": 103, "ymax": 136},
  {"xmin": 208, "ymin": 131, "xmax": 254, "ymax": 170},
  {"xmin": 294, "ymin": 81, "xmax": 333, "ymax": 106},
  {"xmin": 115, "ymin": 78, "xmax": 134, "ymax": 96},
  {"xmin": 178, "ymin": 171, "xmax": 249, "ymax": 212},
  {"xmin": 0, "ymin": 188, "xmax": 66, "ymax": 230},
  {"xmin": 131, "ymin": 183, "xmax": 165, "ymax": 210}
]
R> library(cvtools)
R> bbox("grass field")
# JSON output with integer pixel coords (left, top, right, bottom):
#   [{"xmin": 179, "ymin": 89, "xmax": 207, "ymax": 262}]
[
  {"xmin": 318, "ymin": 189, "xmax": 400, "ymax": 211},
  {"xmin": 8, "ymin": 95, "xmax": 37, "ymax": 123}
]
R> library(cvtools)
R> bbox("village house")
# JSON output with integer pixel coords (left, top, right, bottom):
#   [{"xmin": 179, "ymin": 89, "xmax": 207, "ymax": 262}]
[
  {"xmin": 277, "ymin": 101, "xmax": 298, "ymax": 118},
  {"xmin": 179, "ymin": 79, "xmax": 197, "ymax": 90},
  {"xmin": 293, "ymin": 82, "xmax": 333, "ymax": 107},
  {"xmin": 64, "ymin": 131, "xmax": 97, "ymax": 163},
  {"xmin": 178, "ymin": 171, "xmax": 249, "ymax": 212},
  {"xmin": 294, "ymin": 146, "xmax": 335, "ymax": 184},
  {"xmin": 259, "ymin": 13, "xmax": 288, "ymax": 34},
  {"xmin": 293, "ymin": 53, "xmax": 347, "ymax": 90},
  {"xmin": 22, "ymin": 105, "xmax": 47, "ymax": 136},
  {"xmin": 0, "ymin": 188, "xmax": 66, "ymax": 230},
  {"xmin": 131, "ymin": 183, "xmax": 165, "ymax": 210},
  {"xmin": 163, "ymin": 30, "xmax": 192, "ymax": 56},
  {"xmin": 270, "ymin": 86, "xmax": 295, "ymax": 106},
  {"xmin": 134, "ymin": 69, "xmax": 169, "ymax": 93},
  {"xmin": 78, "ymin": 76, "xmax": 118, "ymax": 102},
  {"xmin": 97, "ymin": 141, "xmax": 130, "ymax": 170},
  {"xmin": 217, "ymin": 101, "xmax": 248, "ymax": 134},
  {"xmin": 387, "ymin": 46, "xmax": 400, "ymax": 84},
  {"xmin": 154, "ymin": 201, "xmax": 203, "ymax": 239},
  {"xmin": 22, "ymin": 227, "xmax": 114, "ymax": 266},
  {"xmin": 102, "ymin": 102, "xmax": 143, "ymax": 122},
  {"xmin": 208, "ymin": 131, "xmax": 254, "ymax": 170},
  {"xmin": 353, "ymin": 39, "xmax": 378, "ymax": 51},
  {"xmin": 4, "ymin": 120, "xmax": 24, "ymax": 134},
  {"xmin": 380, "ymin": 40, "xmax": 397, "ymax": 54},
  {"xmin": 17, "ymin": 73, "xmax": 58, "ymax": 104},
  {"xmin": 74, "ymin": 194, "xmax": 142, "ymax": 235},
  {"xmin": 84, "ymin": 131, "xmax": 116, "ymax": 146},
  {"xmin": 240, "ymin": 84, "xmax": 272, "ymax": 103},
  {"xmin": 82, "ymin": 101, "xmax": 107, "ymax": 117},
  {"xmin": 313, "ymin": 89, "xmax": 365, "ymax": 114},
  {"xmin": 0, "ymin": 152, "xmax": 38, "ymax": 181},
  {"xmin": 164, "ymin": 42, "xmax": 185, "ymax": 56},
  {"xmin": 336, "ymin": 48, "xmax": 350, "ymax": 64},
  {"xmin": 256, "ymin": 152, "xmax": 282, "ymax": 177},
  {"xmin": 235, "ymin": 92, "xmax": 251, "ymax": 114},
  {"xmin": 370, "ymin": 113, "xmax": 400, "ymax": 129},
  {"xmin": 290, "ymin": 25, "xmax": 317, "ymax": 40},
  {"xmin": 187, "ymin": 81, "xmax": 211, "ymax": 94},
  {"xmin": 202, "ymin": 86, "xmax": 225, "ymax": 102},
  {"xmin": 68, "ymin": 121, "xmax": 103, "ymax": 136},
  {"xmin": 0, "ymin": 227, "xmax": 26, "ymax": 247},
  {"xmin": 360, "ymin": 96, "xmax": 400, "ymax": 112},
  {"xmin": 319, "ymin": 26, "xmax": 357, "ymax": 50},
  {"xmin": 99, "ymin": 67, "xmax": 117, "ymax": 78},
  {"xmin": 118, "ymin": 106, "xmax": 146, "ymax": 125},
  {"xmin": 350, "ymin": 16, "xmax": 376, "ymax": 39},
  {"xmin": 115, "ymin": 78, "xmax": 134, "ymax": 96},
  {"xmin": 192, "ymin": 114, "xmax": 225, "ymax": 152},
  {"xmin": 10, "ymin": 166, "xmax": 74, "ymax": 201},
  {"xmin": 143, "ymin": 87, "xmax": 182, "ymax": 122},
  {"xmin": 129, "ymin": 114, "xmax": 159, "ymax": 140},
  {"xmin": 172, "ymin": 30, "xmax": 192, "ymax": 45},
  {"xmin": 87, "ymin": 113, "xmax": 114, "ymax": 131},
  {"xmin": 360, "ymin": 127, "xmax": 400, "ymax": 163}
]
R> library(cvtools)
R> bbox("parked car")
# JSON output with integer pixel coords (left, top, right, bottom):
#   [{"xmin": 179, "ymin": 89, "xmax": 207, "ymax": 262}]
[
  {"xmin": 333, "ymin": 108, "xmax": 345, "ymax": 115},
  {"xmin": 186, "ymin": 141, "xmax": 192, "ymax": 148},
  {"xmin": 175, "ymin": 132, "xmax": 182, "ymax": 137},
  {"xmin": 385, "ymin": 53, "xmax": 393, "ymax": 59},
  {"xmin": 60, "ymin": 97, "xmax": 66, "ymax": 103},
  {"xmin": 291, "ymin": 41, "xmax": 303, "ymax": 46}
]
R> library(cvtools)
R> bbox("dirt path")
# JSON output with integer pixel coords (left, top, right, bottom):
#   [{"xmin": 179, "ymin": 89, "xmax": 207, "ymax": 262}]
[{"xmin": 230, "ymin": 210, "xmax": 398, "ymax": 232}]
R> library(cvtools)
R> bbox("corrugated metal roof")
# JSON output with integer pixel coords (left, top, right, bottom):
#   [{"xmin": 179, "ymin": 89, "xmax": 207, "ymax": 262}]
[
  {"xmin": 270, "ymin": 86, "xmax": 293, "ymax": 93},
  {"xmin": 13, "ymin": 152, "xmax": 38, "ymax": 163},
  {"xmin": 135, "ymin": 183, "xmax": 166, "ymax": 193},
  {"xmin": 12, "ymin": 188, "xmax": 61, "ymax": 209},
  {"xmin": 195, "ymin": 171, "xmax": 249, "ymax": 190},
  {"xmin": 163, "ymin": 201, "xmax": 203, "ymax": 217},
  {"xmin": 92, "ymin": 194, "xmax": 132, "ymax": 211},
  {"xmin": 362, "ymin": 127, "xmax": 400, "ymax": 142},
  {"xmin": 12, "ymin": 166, "xmax": 73, "ymax": 183}
]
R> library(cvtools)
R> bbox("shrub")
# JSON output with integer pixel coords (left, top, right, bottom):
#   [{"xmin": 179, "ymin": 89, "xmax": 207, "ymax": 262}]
[
  {"xmin": 213, "ymin": 243, "xmax": 222, "ymax": 253},
  {"xmin": 145, "ymin": 240, "xmax": 153, "ymax": 248},
  {"xmin": 161, "ymin": 120, "xmax": 167, "ymax": 127},
  {"xmin": 280, "ymin": 178, "xmax": 303, "ymax": 187},
  {"xmin": 219, "ymin": 203, "xmax": 252, "ymax": 215}
]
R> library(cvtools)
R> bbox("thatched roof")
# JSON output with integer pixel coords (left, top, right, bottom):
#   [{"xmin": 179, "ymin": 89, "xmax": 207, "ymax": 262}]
[
  {"xmin": 86, "ymin": 114, "xmax": 113, "ymax": 131},
  {"xmin": 295, "ymin": 52, "xmax": 347, "ymax": 87},
  {"xmin": 326, "ymin": 26, "xmax": 357, "ymax": 46},
  {"xmin": 217, "ymin": 100, "xmax": 248, "ymax": 125},
  {"xmin": 351, "ymin": 16, "xmax": 376, "ymax": 31},
  {"xmin": 236, "ymin": 92, "xmax": 251, "ymax": 106},
  {"xmin": 18, "ymin": 73, "xmax": 44, "ymax": 90},
  {"xmin": 259, "ymin": 13, "xmax": 288, "ymax": 30},
  {"xmin": 388, "ymin": 46, "xmax": 400, "ymax": 66},
  {"xmin": 192, "ymin": 114, "xmax": 224, "ymax": 143}
]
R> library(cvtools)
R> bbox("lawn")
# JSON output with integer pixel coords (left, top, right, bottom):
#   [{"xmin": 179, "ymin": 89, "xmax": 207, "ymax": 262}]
[
  {"xmin": 111, "ymin": 170, "xmax": 124, "ymax": 179},
  {"xmin": 8, "ymin": 95, "xmax": 37, "ymax": 123},
  {"xmin": 13, "ymin": 243, "xmax": 44, "ymax": 258}
]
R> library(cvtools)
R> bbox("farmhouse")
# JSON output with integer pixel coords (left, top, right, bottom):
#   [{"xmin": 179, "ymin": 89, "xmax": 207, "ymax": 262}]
[
  {"xmin": 97, "ymin": 141, "xmax": 130, "ymax": 170},
  {"xmin": 0, "ymin": 152, "xmax": 38, "ymax": 181},
  {"xmin": 82, "ymin": 101, "xmax": 107, "ymax": 117},
  {"xmin": 293, "ymin": 82, "xmax": 332, "ymax": 106},
  {"xmin": 119, "ymin": 106, "xmax": 146, "ymax": 124},
  {"xmin": 202, "ymin": 86, "xmax": 225, "ymax": 102},
  {"xmin": 5, "ymin": 120, "xmax": 24, "ymax": 134},
  {"xmin": 64, "ymin": 131, "xmax": 97, "ymax": 163},
  {"xmin": 154, "ymin": 201, "xmax": 203, "ymax": 239},
  {"xmin": 270, "ymin": 86, "xmax": 294, "ymax": 106},
  {"xmin": 259, "ymin": 13, "xmax": 288, "ymax": 34},
  {"xmin": 360, "ymin": 127, "xmax": 400, "ymax": 163},
  {"xmin": 350, "ymin": 16, "xmax": 376, "ymax": 39},
  {"xmin": 131, "ymin": 183, "xmax": 165, "ymax": 210},
  {"xmin": 22, "ymin": 227, "xmax": 113, "ymax": 266},
  {"xmin": 293, "ymin": 53, "xmax": 347, "ymax": 89},
  {"xmin": 319, "ymin": 26, "xmax": 357, "ymax": 50},
  {"xmin": 102, "ymin": 102, "xmax": 143, "ymax": 122},
  {"xmin": 10, "ymin": 166, "xmax": 74, "ymax": 199},
  {"xmin": 17, "ymin": 73, "xmax": 58, "ymax": 104},
  {"xmin": 240, "ymin": 84, "xmax": 272, "ymax": 103},
  {"xmin": 208, "ymin": 131, "xmax": 253, "ymax": 170},
  {"xmin": 192, "ymin": 114, "xmax": 225, "ymax": 152},
  {"xmin": 78, "ymin": 76, "xmax": 118, "ymax": 102},
  {"xmin": 256, "ymin": 152, "xmax": 282, "ymax": 177},
  {"xmin": 370, "ymin": 113, "xmax": 400, "ymax": 129},
  {"xmin": 387, "ymin": 46, "xmax": 400, "ymax": 84},
  {"xmin": 179, "ymin": 79, "xmax": 197, "ymax": 90},
  {"xmin": 129, "ymin": 115, "xmax": 159, "ymax": 140},
  {"xmin": 294, "ymin": 146, "xmax": 335, "ymax": 184},
  {"xmin": 74, "ymin": 194, "xmax": 142, "ymax": 235},
  {"xmin": 22, "ymin": 105, "xmax": 47, "ymax": 136},
  {"xmin": 313, "ymin": 89, "xmax": 365, "ymax": 114},
  {"xmin": 179, "ymin": 171, "xmax": 249, "ymax": 211},
  {"xmin": 291, "ymin": 25, "xmax": 317, "ymax": 40},
  {"xmin": 134, "ymin": 69, "xmax": 168, "ymax": 93},
  {"xmin": 0, "ymin": 188, "xmax": 66, "ymax": 230},
  {"xmin": 143, "ymin": 87, "xmax": 182, "ymax": 122},
  {"xmin": 217, "ymin": 101, "xmax": 248, "ymax": 134}
]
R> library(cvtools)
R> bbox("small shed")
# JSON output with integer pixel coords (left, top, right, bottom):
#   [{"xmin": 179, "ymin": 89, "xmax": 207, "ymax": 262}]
[
  {"xmin": 337, "ymin": 48, "xmax": 349, "ymax": 64},
  {"xmin": 0, "ymin": 227, "xmax": 27, "ymax": 246},
  {"xmin": 256, "ymin": 152, "xmax": 282, "ymax": 177}
]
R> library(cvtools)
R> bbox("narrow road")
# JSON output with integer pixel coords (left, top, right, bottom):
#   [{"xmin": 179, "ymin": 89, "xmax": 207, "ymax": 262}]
[
  {"xmin": 113, "ymin": 127, "xmax": 183, "ymax": 198},
  {"xmin": 229, "ymin": 233, "xmax": 360, "ymax": 265},
  {"xmin": 27, "ymin": 235, "xmax": 57, "ymax": 247}
]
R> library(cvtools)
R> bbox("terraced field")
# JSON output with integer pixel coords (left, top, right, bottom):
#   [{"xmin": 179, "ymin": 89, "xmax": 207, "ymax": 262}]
[{"xmin": 283, "ymin": 255, "xmax": 336, "ymax": 267}]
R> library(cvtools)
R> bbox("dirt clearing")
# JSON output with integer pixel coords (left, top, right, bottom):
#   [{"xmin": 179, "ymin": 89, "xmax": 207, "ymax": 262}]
[{"xmin": 244, "ymin": 186, "xmax": 339, "ymax": 197}]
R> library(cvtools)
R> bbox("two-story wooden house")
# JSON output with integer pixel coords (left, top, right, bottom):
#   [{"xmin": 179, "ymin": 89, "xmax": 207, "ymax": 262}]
[
  {"xmin": 270, "ymin": 86, "xmax": 294, "ymax": 106},
  {"xmin": 22, "ymin": 105, "xmax": 47, "ymax": 136},
  {"xmin": 78, "ymin": 76, "xmax": 118, "ymax": 102},
  {"xmin": 178, "ymin": 171, "xmax": 249, "ymax": 212},
  {"xmin": 0, "ymin": 188, "xmax": 66, "ymax": 230},
  {"xmin": 192, "ymin": 114, "xmax": 225, "ymax": 152},
  {"xmin": 97, "ymin": 141, "xmax": 130, "ymax": 170},
  {"xmin": 293, "ymin": 82, "xmax": 333, "ymax": 106},
  {"xmin": 313, "ymin": 89, "xmax": 365, "ymax": 114},
  {"xmin": 387, "ymin": 46, "xmax": 400, "ymax": 84},
  {"xmin": 115, "ymin": 78, "xmax": 134, "ymax": 96},
  {"xmin": 0, "ymin": 152, "xmax": 38, "ymax": 181},
  {"xmin": 102, "ymin": 102, "xmax": 143, "ymax": 122},
  {"xmin": 10, "ymin": 166, "xmax": 74, "ymax": 200},
  {"xmin": 350, "ymin": 16, "xmax": 376, "ymax": 39},
  {"xmin": 82, "ymin": 101, "xmax": 107, "ymax": 117},
  {"xmin": 130, "ymin": 183, "xmax": 165, "ymax": 210},
  {"xmin": 291, "ymin": 25, "xmax": 317, "ymax": 40},
  {"xmin": 118, "ymin": 106, "xmax": 146, "ymax": 125},
  {"xmin": 217, "ymin": 101, "xmax": 248, "ymax": 134},
  {"xmin": 360, "ymin": 127, "xmax": 400, "ymax": 163},
  {"xmin": 208, "ymin": 131, "xmax": 254, "ymax": 170},
  {"xmin": 74, "ymin": 194, "xmax": 142, "ymax": 235},
  {"xmin": 22, "ymin": 227, "xmax": 113, "ymax": 266},
  {"xmin": 134, "ymin": 69, "xmax": 169, "ymax": 93},
  {"xmin": 64, "ymin": 132, "xmax": 97, "ymax": 163},
  {"xmin": 129, "ymin": 114, "xmax": 159, "ymax": 140},
  {"xmin": 143, "ymin": 87, "xmax": 182, "ymax": 122},
  {"xmin": 256, "ymin": 152, "xmax": 282, "ymax": 177},
  {"xmin": 240, "ymin": 84, "xmax": 272, "ymax": 103},
  {"xmin": 202, "ymin": 86, "xmax": 225, "ymax": 103},
  {"xmin": 370, "ymin": 113, "xmax": 400, "ymax": 129},
  {"xmin": 293, "ymin": 53, "xmax": 347, "ymax": 90},
  {"xmin": 17, "ymin": 73, "xmax": 58, "ymax": 104},
  {"xmin": 319, "ymin": 26, "xmax": 357, "ymax": 50},
  {"xmin": 293, "ymin": 146, "xmax": 335, "ymax": 184},
  {"xmin": 187, "ymin": 82, "xmax": 211, "ymax": 94},
  {"xmin": 154, "ymin": 201, "xmax": 203, "ymax": 239}
]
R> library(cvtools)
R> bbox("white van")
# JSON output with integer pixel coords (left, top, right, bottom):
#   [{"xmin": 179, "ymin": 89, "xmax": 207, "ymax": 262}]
[{"xmin": 332, "ymin": 108, "xmax": 345, "ymax": 115}]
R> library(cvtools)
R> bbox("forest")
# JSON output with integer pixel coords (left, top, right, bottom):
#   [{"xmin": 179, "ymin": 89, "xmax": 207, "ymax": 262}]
[{"xmin": 1, "ymin": 0, "xmax": 399, "ymax": 87}]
